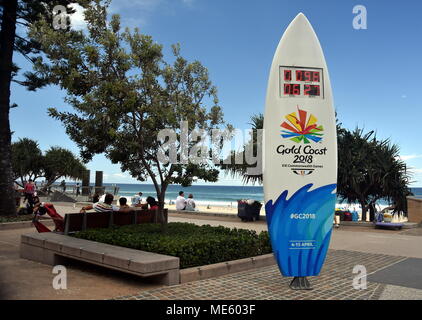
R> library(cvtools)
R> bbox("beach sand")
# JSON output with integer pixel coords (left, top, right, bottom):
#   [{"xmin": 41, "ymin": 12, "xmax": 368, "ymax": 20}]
[{"xmin": 166, "ymin": 204, "xmax": 258, "ymax": 216}]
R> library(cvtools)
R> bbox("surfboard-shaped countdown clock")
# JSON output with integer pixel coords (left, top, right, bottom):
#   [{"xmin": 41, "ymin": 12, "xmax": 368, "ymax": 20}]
[{"xmin": 263, "ymin": 13, "xmax": 337, "ymax": 290}]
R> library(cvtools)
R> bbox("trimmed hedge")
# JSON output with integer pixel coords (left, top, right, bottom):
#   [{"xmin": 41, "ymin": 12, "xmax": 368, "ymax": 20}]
[{"xmin": 74, "ymin": 222, "xmax": 272, "ymax": 269}]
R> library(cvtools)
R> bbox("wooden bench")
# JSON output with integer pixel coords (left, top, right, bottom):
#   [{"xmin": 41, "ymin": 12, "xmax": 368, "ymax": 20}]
[
  {"xmin": 63, "ymin": 209, "xmax": 168, "ymax": 235},
  {"xmin": 20, "ymin": 232, "xmax": 180, "ymax": 285}
]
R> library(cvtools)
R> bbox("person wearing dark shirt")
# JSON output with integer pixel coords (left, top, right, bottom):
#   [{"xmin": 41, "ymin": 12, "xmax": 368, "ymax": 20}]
[{"xmin": 146, "ymin": 196, "xmax": 159, "ymax": 210}]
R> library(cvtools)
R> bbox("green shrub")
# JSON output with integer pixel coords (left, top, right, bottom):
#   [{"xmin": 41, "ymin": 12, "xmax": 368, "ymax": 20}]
[
  {"xmin": 0, "ymin": 214, "xmax": 34, "ymax": 223},
  {"xmin": 258, "ymin": 231, "xmax": 272, "ymax": 255},
  {"xmin": 74, "ymin": 222, "xmax": 273, "ymax": 269}
]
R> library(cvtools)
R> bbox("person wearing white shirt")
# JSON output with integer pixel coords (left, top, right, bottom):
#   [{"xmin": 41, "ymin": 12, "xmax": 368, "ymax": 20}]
[
  {"xmin": 176, "ymin": 191, "xmax": 186, "ymax": 210},
  {"xmin": 185, "ymin": 194, "xmax": 196, "ymax": 211},
  {"xmin": 131, "ymin": 192, "xmax": 143, "ymax": 207}
]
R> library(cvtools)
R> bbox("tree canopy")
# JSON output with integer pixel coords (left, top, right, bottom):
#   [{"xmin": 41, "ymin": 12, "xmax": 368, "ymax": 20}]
[
  {"xmin": 11, "ymin": 138, "xmax": 43, "ymax": 185},
  {"xmin": 337, "ymin": 128, "xmax": 412, "ymax": 216},
  {"xmin": 12, "ymin": 138, "xmax": 86, "ymax": 188},
  {"xmin": 0, "ymin": 0, "xmax": 86, "ymax": 215},
  {"xmin": 221, "ymin": 113, "xmax": 263, "ymax": 185},
  {"xmin": 28, "ymin": 1, "xmax": 228, "ymax": 215}
]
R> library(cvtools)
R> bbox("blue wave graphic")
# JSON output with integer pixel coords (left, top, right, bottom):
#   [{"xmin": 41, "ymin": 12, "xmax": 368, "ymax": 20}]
[{"xmin": 265, "ymin": 183, "xmax": 337, "ymax": 277}]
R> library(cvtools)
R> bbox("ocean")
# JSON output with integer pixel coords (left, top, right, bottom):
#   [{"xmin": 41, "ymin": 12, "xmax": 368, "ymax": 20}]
[{"xmin": 103, "ymin": 183, "xmax": 422, "ymax": 208}]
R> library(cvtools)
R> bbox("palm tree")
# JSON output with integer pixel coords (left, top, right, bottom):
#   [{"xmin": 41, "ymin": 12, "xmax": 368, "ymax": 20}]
[{"xmin": 220, "ymin": 113, "xmax": 263, "ymax": 185}]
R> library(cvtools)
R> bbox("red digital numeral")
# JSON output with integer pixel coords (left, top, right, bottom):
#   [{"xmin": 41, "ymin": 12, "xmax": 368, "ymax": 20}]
[
  {"xmin": 296, "ymin": 70, "xmax": 320, "ymax": 82},
  {"xmin": 284, "ymin": 84, "xmax": 301, "ymax": 95},
  {"xmin": 304, "ymin": 85, "xmax": 320, "ymax": 96},
  {"xmin": 304, "ymin": 71, "xmax": 311, "ymax": 81},
  {"xmin": 284, "ymin": 70, "xmax": 292, "ymax": 81}
]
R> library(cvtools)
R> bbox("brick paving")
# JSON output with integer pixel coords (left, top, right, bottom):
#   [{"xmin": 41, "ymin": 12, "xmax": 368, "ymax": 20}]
[{"xmin": 114, "ymin": 249, "xmax": 406, "ymax": 300}]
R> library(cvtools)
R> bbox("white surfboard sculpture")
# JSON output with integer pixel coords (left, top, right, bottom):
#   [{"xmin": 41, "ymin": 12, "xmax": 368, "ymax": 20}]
[{"xmin": 263, "ymin": 13, "xmax": 337, "ymax": 289}]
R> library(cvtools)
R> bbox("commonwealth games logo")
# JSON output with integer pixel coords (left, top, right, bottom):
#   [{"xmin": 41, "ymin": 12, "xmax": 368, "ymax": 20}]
[{"xmin": 280, "ymin": 108, "xmax": 324, "ymax": 144}]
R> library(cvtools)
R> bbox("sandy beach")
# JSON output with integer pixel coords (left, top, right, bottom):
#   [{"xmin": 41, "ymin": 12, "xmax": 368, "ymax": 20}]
[{"xmin": 165, "ymin": 203, "xmax": 262, "ymax": 216}]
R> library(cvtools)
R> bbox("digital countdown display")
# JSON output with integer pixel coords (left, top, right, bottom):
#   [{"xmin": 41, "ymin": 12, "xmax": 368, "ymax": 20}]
[{"xmin": 280, "ymin": 66, "xmax": 324, "ymax": 99}]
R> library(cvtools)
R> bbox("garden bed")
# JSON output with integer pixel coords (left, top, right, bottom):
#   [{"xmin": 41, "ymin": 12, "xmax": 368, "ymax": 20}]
[
  {"xmin": 74, "ymin": 222, "xmax": 272, "ymax": 269},
  {"xmin": 0, "ymin": 214, "xmax": 34, "ymax": 223}
]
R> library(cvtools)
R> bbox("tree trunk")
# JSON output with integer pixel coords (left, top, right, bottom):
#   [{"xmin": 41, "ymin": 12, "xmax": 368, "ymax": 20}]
[
  {"xmin": 360, "ymin": 200, "xmax": 368, "ymax": 222},
  {"xmin": 0, "ymin": 0, "xmax": 18, "ymax": 216},
  {"xmin": 369, "ymin": 202, "xmax": 376, "ymax": 222}
]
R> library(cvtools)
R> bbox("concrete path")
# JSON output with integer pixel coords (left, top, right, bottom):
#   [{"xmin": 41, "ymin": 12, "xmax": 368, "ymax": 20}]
[
  {"xmin": 1, "ymin": 203, "xmax": 422, "ymax": 300},
  {"xmin": 0, "ymin": 226, "xmax": 163, "ymax": 300}
]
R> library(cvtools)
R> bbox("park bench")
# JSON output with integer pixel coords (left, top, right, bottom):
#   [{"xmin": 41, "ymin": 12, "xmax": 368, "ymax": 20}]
[
  {"xmin": 63, "ymin": 209, "xmax": 168, "ymax": 235},
  {"xmin": 20, "ymin": 232, "xmax": 179, "ymax": 285}
]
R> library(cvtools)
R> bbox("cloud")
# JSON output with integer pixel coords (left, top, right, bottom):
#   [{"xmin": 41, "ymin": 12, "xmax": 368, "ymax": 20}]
[
  {"xmin": 109, "ymin": 0, "xmax": 195, "ymax": 27},
  {"xmin": 182, "ymin": 0, "xmax": 195, "ymax": 6},
  {"xmin": 68, "ymin": 3, "xmax": 87, "ymax": 30},
  {"xmin": 400, "ymin": 155, "xmax": 422, "ymax": 161},
  {"xmin": 113, "ymin": 173, "xmax": 130, "ymax": 178},
  {"xmin": 110, "ymin": 0, "xmax": 164, "ymax": 13}
]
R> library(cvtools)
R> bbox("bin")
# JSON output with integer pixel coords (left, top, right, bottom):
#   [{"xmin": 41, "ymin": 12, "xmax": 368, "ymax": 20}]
[{"xmin": 237, "ymin": 201, "xmax": 262, "ymax": 222}]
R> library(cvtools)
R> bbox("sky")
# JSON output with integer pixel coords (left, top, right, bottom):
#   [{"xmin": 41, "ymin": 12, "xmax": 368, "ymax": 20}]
[{"xmin": 9, "ymin": 0, "xmax": 422, "ymax": 186}]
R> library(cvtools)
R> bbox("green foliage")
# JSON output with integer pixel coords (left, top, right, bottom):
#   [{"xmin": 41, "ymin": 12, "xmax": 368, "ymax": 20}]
[
  {"xmin": 337, "ymin": 128, "xmax": 412, "ymax": 215},
  {"xmin": 43, "ymin": 146, "xmax": 86, "ymax": 186},
  {"xmin": 27, "ymin": 0, "xmax": 229, "ymax": 209},
  {"xmin": 1, "ymin": 0, "xmax": 89, "ymax": 216},
  {"xmin": 220, "ymin": 113, "xmax": 263, "ymax": 185},
  {"xmin": 11, "ymin": 138, "xmax": 43, "ymax": 185},
  {"xmin": 0, "ymin": 214, "xmax": 34, "ymax": 223},
  {"xmin": 11, "ymin": 138, "xmax": 86, "ymax": 187},
  {"xmin": 74, "ymin": 222, "xmax": 272, "ymax": 269}
]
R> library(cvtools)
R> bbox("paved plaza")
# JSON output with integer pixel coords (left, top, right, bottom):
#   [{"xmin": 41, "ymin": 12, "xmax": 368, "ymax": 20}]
[
  {"xmin": 1, "ymin": 203, "xmax": 422, "ymax": 300},
  {"xmin": 114, "ymin": 250, "xmax": 406, "ymax": 300}
]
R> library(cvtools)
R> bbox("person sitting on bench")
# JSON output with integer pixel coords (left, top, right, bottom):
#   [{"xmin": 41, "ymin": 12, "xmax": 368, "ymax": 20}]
[
  {"xmin": 146, "ymin": 196, "xmax": 159, "ymax": 210},
  {"xmin": 80, "ymin": 193, "xmax": 132, "ymax": 213},
  {"xmin": 118, "ymin": 197, "xmax": 130, "ymax": 209}
]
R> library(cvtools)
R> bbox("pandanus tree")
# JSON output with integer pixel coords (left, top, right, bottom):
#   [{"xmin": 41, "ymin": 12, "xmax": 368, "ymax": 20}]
[
  {"xmin": 336, "ymin": 128, "xmax": 412, "ymax": 219},
  {"xmin": 11, "ymin": 138, "xmax": 86, "ymax": 189}
]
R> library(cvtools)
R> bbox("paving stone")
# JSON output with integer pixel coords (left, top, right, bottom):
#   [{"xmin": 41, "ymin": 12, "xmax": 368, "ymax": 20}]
[{"xmin": 114, "ymin": 249, "xmax": 405, "ymax": 300}]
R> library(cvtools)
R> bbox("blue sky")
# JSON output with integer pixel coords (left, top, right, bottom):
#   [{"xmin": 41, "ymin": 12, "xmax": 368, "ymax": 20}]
[{"xmin": 10, "ymin": 0, "xmax": 422, "ymax": 186}]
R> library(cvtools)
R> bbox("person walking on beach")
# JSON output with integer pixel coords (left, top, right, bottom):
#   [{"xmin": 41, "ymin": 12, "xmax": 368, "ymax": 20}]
[
  {"xmin": 176, "ymin": 191, "xmax": 186, "ymax": 210},
  {"xmin": 60, "ymin": 180, "xmax": 66, "ymax": 193},
  {"xmin": 76, "ymin": 183, "xmax": 80, "ymax": 196},
  {"xmin": 185, "ymin": 194, "xmax": 196, "ymax": 211}
]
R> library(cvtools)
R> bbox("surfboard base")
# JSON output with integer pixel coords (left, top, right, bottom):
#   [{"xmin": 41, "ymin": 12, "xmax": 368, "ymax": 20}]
[{"xmin": 289, "ymin": 277, "xmax": 313, "ymax": 290}]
